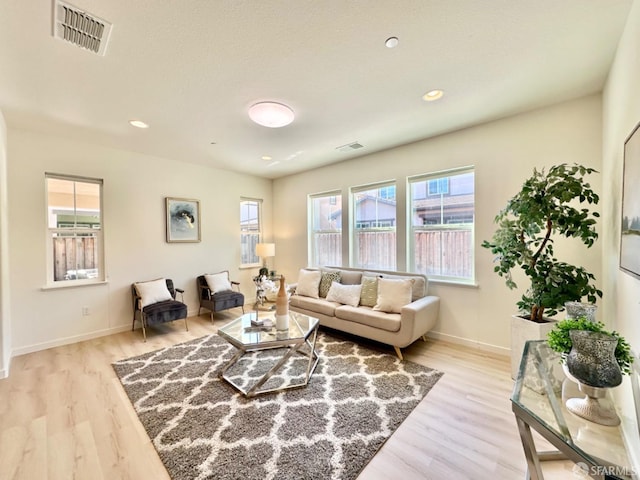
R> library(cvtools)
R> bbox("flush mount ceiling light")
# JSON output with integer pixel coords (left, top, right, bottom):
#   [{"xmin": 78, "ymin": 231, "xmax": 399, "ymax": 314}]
[
  {"xmin": 129, "ymin": 119, "xmax": 149, "ymax": 128},
  {"xmin": 248, "ymin": 102, "xmax": 295, "ymax": 128},
  {"xmin": 422, "ymin": 89, "xmax": 444, "ymax": 102},
  {"xmin": 261, "ymin": 155, "xmax": 273, "ymax": 161},
  {"xmin": 385, "ymin": 36, "xmax": 399, "ymax": 48}
]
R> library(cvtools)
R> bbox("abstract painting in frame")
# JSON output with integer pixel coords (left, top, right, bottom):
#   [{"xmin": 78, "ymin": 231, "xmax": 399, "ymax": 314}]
[
  {"xmin": 166, "ymin": 197, "xmax": 201, "ymax": 243},
  {"xmin": 620, "ymin": 122, "xmax": 640, "ymax": 279}
]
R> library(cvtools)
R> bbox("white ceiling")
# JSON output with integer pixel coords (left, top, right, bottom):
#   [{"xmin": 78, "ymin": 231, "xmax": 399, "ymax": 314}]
[{"xmin": 0, "ymin": 1, "xmax": 633, "ymax": 179}]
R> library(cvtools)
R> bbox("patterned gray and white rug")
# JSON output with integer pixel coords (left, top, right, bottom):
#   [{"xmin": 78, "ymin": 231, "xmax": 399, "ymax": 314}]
[{"xmin": 112, "ymin": 331, "xmax": 443, "ymax": 480}]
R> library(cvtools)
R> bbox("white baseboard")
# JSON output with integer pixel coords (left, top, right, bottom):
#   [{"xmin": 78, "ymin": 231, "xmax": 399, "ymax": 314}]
[
  {"xmin": 426, "ymin": 330, "xmax": 510, "ymax": 357},
  {"xmin": 12, "ymin": 325, "xmax": 131, "ymax": 357}
]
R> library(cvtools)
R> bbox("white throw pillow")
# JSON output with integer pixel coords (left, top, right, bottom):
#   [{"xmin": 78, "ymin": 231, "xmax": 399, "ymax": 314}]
[
  {"xmin": 373, "ymin": 278, "xmax": 413, "ymax": 313},
  {"xmin": 326, "ymin": 281, "xmax": 362, "ymax": 307},
  {"xmin": 135, "ymin": 278, "xmax": 173, "ymax": 308},
  {"xmin": 295, "ymin": 269, "xmax": 322, "ymax": 298},
  {"xmin": 205, "ymin": 272, "xmax": 232, "ymax": 294}
]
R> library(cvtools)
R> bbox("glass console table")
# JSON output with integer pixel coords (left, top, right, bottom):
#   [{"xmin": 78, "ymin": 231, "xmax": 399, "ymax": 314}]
[{"xmin": 512, "ymin": 340, "xmax": 635, "ymax": 480}]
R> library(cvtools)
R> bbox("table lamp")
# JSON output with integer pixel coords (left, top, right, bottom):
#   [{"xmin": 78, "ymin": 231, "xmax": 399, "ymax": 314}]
[{"xmin": 255, "ymin": 243, "xmax": 275, "ymax": 276}]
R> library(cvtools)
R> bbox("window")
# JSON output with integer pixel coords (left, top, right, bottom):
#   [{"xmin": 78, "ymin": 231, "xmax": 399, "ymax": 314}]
[
  {"xmin": 409, "ymin": 168, "xmax": 474, "ymax": 283},
  {"xmin": 351, "ymin": 182, "xmax": 396, "ymax": 270},
  {"xmin": 309, "ymin": 192, "xmax": 342, "ymax": 267},
  {"xmin": 46, "ymin": 173, "xmax": 103, "ymax": 284},
  {"xmin": 428, "ymin": 177, "xmax": 449, "ymax": 196},
  {"xmin": 240, "ymin": 198, "xmax": 262, "ymax": 267}
]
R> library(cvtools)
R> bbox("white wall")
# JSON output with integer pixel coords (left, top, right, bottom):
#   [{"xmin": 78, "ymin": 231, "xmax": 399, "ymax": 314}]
[
  {"xmin": 603, "ymin": 0, "xmax": 640, "ymax": 467},
  {"xmin": 7, "ymin": 129, "xmax": 272, "ymax": 354},
  {"xmin": 273, "ymin": 95, "xmax": 603, "ymax": 353},
  {"xmin": 0, "ymin": 110, "xmax": 9, "ymax": 378}
]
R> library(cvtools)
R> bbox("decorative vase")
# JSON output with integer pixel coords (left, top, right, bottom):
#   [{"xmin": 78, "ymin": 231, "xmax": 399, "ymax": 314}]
[
  {"xmin": 564, "ymin": 301, "xmax": 597, "ymax": 322},
  {"xmin": 566, "ymin": 330, "xmax": 622, "ymax": 389},
  {"xmin": 275, "ymin": 275, "xmax": 289, "ymax": 331},
  {"xmin": 564, "ymin": 330, "xmax": 622, "ymax": 426}
]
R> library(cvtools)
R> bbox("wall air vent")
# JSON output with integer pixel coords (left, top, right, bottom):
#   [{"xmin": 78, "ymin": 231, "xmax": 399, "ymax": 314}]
[
  {"xmin": 52, "ymin": 0, "xmax": 112, "ymax": 56},
  {"xmin": 336, "ymin": 142, "xmax": 364, "ymax": 153}
]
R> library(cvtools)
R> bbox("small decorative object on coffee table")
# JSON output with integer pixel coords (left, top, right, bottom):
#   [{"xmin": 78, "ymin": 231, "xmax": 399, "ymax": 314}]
[
  {"xmin": 275, "ymin": 275, "xmax": 289, "ymax": 331},
  {"xmin": 217, "ymin": 311, "xmax": 319, "ymax": 397}
]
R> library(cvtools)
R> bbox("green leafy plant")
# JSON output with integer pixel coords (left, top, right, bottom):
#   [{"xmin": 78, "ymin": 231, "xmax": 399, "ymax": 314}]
[
  {"xmin": 547, "ymin": 317, "xmax": 633, "ymax": 375},
  {"xmin": 482, "ymin": 163, "xmax": 603, "ymax": 322}
]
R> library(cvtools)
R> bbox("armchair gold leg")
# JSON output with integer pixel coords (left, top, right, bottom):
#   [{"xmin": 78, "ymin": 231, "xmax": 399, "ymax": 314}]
[{"xmin": 184, "ymin": 317, "xmax": 189, "ymax": 332}]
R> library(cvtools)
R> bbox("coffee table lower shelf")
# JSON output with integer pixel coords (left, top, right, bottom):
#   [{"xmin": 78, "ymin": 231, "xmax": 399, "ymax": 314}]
[{"xmin": 217, "ymin": 312, "xmax": 320, "ymax": 397}]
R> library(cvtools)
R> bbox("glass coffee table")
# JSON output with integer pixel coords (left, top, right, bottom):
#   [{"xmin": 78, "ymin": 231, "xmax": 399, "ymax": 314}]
[{"xmin": 217, "ymin": 311, "xmax": 320, "ymax": 397}]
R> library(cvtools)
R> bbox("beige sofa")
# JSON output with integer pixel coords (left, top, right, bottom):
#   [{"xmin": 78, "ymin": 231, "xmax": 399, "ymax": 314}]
[{"xmin": 289, "ymin": 266, "xmax": 440, "ymax": 359}]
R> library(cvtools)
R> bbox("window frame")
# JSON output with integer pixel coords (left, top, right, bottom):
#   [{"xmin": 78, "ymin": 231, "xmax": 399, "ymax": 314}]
[
  {"xmin": 408, "ymin": 166, "xmax": 475, "ymax": 284},
  {"xmin": 350, "ymin": 180, "xmax": 397, "ymax": 270},
  {"xmin": 240, "ymin": 197, "xmax": 263, "ymax": 268},
  {"xmin": 45, "ymin": 173, "xmax": 105, "ymax": 288},
  {"xmin": 308, "ymin": 190, "xmax": 342, "ymax": 267}
]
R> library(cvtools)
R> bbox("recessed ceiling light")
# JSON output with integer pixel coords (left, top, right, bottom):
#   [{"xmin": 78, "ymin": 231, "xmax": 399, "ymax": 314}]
[
  {"xmin": 261, "ymin": 155, "xmax": 272, "ymax": 161},
  {"xmin": 248, "ymin": 102, "xmax": 295, "ymax": 128},
  {"xmin": 385, "ymin": 36, "xmax": 399, "ymax": 48},
  {"xmin": 129, "ymin": 119, "xmax": 149, "ymax": 128},
  {"xmin": 422, "ymin": 90, "xmax": 444, "ymax": 102}
]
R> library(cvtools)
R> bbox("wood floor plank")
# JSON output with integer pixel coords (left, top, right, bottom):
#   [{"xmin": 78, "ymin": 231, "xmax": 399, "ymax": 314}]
[{"xmin": 0, "ymin": 309, "xmax": 576, "ymax": 479}]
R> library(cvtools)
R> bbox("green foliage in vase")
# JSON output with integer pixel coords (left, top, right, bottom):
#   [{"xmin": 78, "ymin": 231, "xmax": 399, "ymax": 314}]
[
  {"xmin": 482, "ymin": 163, "xmax": 602, "ymax": 322},
  {"xmin": 547, "ymin": 317, "xmax": 634, "ymax": 375}
]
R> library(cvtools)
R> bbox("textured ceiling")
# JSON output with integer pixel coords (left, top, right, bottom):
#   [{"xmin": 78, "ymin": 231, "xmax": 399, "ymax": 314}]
[{"xmin": 0, "ymin": 1, "xmax": 633, "ymax": 179}]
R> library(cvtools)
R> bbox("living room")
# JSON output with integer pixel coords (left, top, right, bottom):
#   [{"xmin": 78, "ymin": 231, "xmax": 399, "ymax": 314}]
[{"xmin": 1, "ymin": 1, "xmax": 640, "ymax": 479}]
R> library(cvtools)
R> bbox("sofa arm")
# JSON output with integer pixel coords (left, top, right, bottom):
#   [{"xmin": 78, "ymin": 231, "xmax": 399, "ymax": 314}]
[{"xmin": 400, "ymin": 295, "xmax": 440, "ymax": 341}]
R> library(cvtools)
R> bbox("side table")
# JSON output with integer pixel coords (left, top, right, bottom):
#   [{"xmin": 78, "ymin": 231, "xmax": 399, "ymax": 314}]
[{"xmin": 511, "ymin": 340, "xmax": 636, "ymax": 480}]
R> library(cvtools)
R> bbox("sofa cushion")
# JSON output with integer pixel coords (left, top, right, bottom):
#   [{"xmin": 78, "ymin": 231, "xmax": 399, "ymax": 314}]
[
  {"xmin": 359, "ymin": 276, "xmax": 378, "ymax": 307},
  {"xmin": 380, "ymin": 273, "xmax": 426, "ymax": 301},
  {"xmin": 296, "ymin": 269, "xmax": 322, "ymax": 298},
  {"xmin": 319, "ymin": 270, "xmax": 341, "ymax": 298},
  {"xmin": 335, "ymin": 305, "xmax": 401, "ymax": 332},
  {"xmin": 373, "ymin": 278, "xmax": 413, "ymax": 313},
  {"xmin": 326, "ymin": 282, "xmax": 362, "ymax": 307},
  {"xmin": 338, "ymin": 270, "xmax": 362, "ymax": 285},
  {"xmin": 290, "ymin": 294, "xmax": 339, "ymax": 316}
]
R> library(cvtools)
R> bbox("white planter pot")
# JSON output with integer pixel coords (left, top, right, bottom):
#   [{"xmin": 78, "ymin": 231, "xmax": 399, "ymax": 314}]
[{"xmin": 510, "ymin": 314, "xmax": 557, "ymax": 379}]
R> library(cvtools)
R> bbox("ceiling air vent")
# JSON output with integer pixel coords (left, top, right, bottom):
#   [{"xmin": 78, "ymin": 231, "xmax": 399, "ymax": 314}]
[
  {"xmin": 336, "ymin": 142, "xmax": 364, "ymax": 153},
  {"xmin": 52, "ymin": 0, "xmax": 112, "ymax": 56}
]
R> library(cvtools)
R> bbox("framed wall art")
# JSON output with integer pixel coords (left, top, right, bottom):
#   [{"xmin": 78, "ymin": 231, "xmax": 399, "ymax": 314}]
[
  {"xmin": 166, "ymin": 197, "xmax": 201, "ymax": 243},
  {"xmin": 620, "ymin": 122, "xmax": 640, "ymax": 279}
]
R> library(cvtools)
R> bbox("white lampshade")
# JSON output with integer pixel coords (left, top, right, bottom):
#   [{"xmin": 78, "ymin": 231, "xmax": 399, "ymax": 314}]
[
  {"xmin": 256, "ymin": 243, "xmax": 275, "ymax": 258},
  {"xmin": 248, "ymin": 102, "xmax": 294, "ymax": 128}
]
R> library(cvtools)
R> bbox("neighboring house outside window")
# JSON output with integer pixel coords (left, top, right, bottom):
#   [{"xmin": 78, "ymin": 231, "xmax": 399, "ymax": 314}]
[
  {"xmin": 240, "ymin": 198, "xmax": 262, "ymax": 267},
  {"xmin": 409, "ymin": 167, "xmax": 475, "ymax": 283},
  {"xmin": 351, "ymin": 182, "xmax": 396, "ymax": 270},
  {"xmin": 46, "ymin": 173, "xmax": 104, "ymax": 285},
  {"xmin": 309, "ymin": 191, "xmax": 342, "ymax": 267}
]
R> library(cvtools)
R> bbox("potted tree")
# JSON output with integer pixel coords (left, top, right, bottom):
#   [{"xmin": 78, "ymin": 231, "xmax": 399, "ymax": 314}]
[{"xmin": 482, "ymin": 163, "xmax": 603, "ymax": 377}]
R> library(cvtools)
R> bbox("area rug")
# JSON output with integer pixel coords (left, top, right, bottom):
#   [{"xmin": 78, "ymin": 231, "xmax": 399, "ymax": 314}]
[{"xmin": 112, "ymin": 332, "xmax": 443, "ymax": 480}]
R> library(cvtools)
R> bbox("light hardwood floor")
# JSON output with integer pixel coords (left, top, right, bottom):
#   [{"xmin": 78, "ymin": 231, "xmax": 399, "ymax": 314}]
[{"xmin": 0, "ymin": 309, "xmax": 575, "ymax": 480}]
